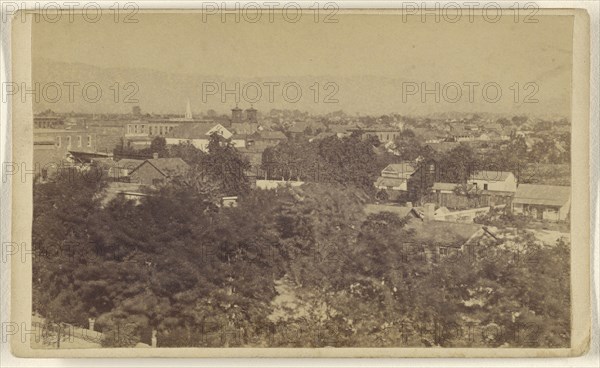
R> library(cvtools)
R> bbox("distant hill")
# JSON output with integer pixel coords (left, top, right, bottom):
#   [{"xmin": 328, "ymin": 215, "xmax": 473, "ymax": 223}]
[{"xmin": 32, "ymin": 58, "xmax": 569, "ymax": 119}]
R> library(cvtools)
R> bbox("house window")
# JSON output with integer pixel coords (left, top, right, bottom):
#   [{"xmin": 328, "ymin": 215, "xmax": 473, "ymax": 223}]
[
  {"xmin": 152, "ymin": 178, "xmax": 164, "ymax": 186},
  {"xmin": 77, "ymin": 136, "xmax": 82, "ymax": 147},
  {"xmin": 56, "ymin": 136, "xmax": 61, "ymax": 147},
  {"xmin": 87, "ymin": 135, "xmax": 92, "ymax": 147},
  {"xmin": 67, "ymin": 136, "xmax": 71, "ymax": 148},
  {"xmin": 483, "ymin": 183, "xmax": 488, "ymax": 190},
  {"xmin": 439, "ymin": 247, "xmax": 450, "ymax": 256}
]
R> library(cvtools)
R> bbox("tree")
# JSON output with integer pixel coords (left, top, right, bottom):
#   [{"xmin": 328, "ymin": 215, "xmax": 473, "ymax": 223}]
[
  {"xmin": 33, "ymin": 169, "xmax": 108, "ymax": 327},
  {"xmin": 167, "ymin": 141, "xmax": 206, "ymax": 166},
  {"xmin": 261, "ymin": 140, "xmax": 320, "ymax": 181},
  {"xmin": 438, "ymin": 144, "xmax": 478, "ymax": 183},
  {"xmin": 392, "ymin": 129, "xmax": 438, "ymax": 166},
  {"xmin": 317, "ymin": 135, "xmax": 380, "ymax": 192},
  {"xmin": 33, "ymin": 151, "xmax": 570, "ymax": 348},
  {"xmin": 150, "ymin": 136, "xmax": 168, "ymax": 157},
  {"xmin": 201, "ymin": 133, "xmax": 251, "ymax": 196}
]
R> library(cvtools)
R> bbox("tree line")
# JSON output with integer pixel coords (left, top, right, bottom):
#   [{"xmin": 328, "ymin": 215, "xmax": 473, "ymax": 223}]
[{"xmin": 33, "ymin": 151, "xmax": 570, "ymax": 347}]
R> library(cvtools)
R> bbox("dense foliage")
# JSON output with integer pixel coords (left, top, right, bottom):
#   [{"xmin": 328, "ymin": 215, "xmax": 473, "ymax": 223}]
[
  {"xmin": 33, "ymin": 168, "xmax": 570, "ymax": 347},
  {"xmin": 262, "ymin": 134, "xmax": 388, "ymax": 193}
]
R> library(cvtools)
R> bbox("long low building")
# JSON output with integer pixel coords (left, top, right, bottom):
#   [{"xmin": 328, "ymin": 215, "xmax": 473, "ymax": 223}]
[{"xmin": 511, "ymin": 184, "xmax": 571, "ymax": 222}]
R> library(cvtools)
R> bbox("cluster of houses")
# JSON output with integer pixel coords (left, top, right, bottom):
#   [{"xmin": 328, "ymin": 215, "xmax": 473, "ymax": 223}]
[
  {"xmin": 32, "ymin": 105, "xmax": 571, "ymax": 223},
  {"xmin": 32, "ymin": 103, "xmax": 287, "ymax": 178},
  {"xmin": 374, "ymin": 162, "xmax": 570, "ymax": 223},
  {"xmin": 33, "ymin": 104, "xmax": 568, "ymax": 173},
  {"xmin": 33, "ymin": 103, "xmax": 303, "ymax": 207}
]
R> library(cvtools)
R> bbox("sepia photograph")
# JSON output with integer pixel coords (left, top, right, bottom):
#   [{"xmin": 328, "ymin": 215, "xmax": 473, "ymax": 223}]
[{"xmin": 4, "ymin": 3, "xmax": 593, "ymax": 359}]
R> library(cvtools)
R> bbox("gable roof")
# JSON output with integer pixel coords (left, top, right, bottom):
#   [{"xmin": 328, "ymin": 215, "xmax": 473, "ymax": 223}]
[
  {"xmin": 230, "ymin": 122, "xmax": 258, "ymax": 135},
  {"xmin": 114, "ymin": 159, "xmax": 145, "ymax": 172},
  {"xmin": 383, "ymin": 162, "xmax": 416, "ymax": 175},
  {"xmin": 375, "ymin": 176, "xmax": 407, "ymax": 188},
  {"xmin": 513, "ymin": 184, "xmax": 571, "ymax": 206},
  {"xmin": 167, "ymin": 123, "xmax": 230, "ymax": 139},
  {"xmin": 131, "ymin": 158, "xmax": 189, "ymax": 177}
]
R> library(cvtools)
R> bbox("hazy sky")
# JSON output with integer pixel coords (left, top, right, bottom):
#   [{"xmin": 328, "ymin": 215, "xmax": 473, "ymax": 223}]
[{"xmin": 31, "ymin": 11, "xmax": 573, "ymax": 116}]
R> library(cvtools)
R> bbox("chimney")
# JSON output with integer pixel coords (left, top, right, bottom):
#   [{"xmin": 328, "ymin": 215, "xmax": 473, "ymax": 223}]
[
  {"xmin": 424, "ymin": 203, "xmax": 436, "ymax": 221},
  {"xmin": 151, "ymin": 329, "xmax": 157, "ymax": 348},
  {"xmin": 88, "ymin": 318, "xmax": 96, "ymax": 331},
  {"xmin": 152, "ymin": 152, "xmax": 159, "ymax": 159}
]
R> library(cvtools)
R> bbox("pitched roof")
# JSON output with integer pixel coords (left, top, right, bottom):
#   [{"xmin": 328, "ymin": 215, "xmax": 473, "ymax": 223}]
[
  {"xmin": 327, "ymin": 124, "xmax": 350, "ymax": 134},
  {"xmin": 383, "ymin": 162, "xmax": 416, "ymax": 175},
  {"xmin": 167, "ymin": 123, "xmax": 228, "ymax": 139},
  {"xmin": 469, "ymin": 171, "xmax": 513, "ymax": 181},
  {"xmin": 230, "ymin": 122, "xmax": 258, "ymax": 135},
  {"xmin": 375, "ymin": 176, "xmax": 407, "ymax": 188},
  {"xmin": 513, "ymin": 184, "xmax": 571, "ymax": 206},
  {"xmin": 132, "ymin": 158, "xmax": 189, "ymax": 177},
  {"xmin": 114, "ymin": 159, "xmax": 145, "ymax": 171}
]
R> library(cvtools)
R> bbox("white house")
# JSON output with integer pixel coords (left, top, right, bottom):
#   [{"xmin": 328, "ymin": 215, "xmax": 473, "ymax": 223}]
[
  {"xmin": 165, "ymin": 123, "xmax": 233, "ymax": 152},
  {"xmin": 468, "ymin": 171, "xmax": 517, "ymax": 193},
  {"xmin": 374, "ymin": 162, "xmax": 416, "ymax": 192}
]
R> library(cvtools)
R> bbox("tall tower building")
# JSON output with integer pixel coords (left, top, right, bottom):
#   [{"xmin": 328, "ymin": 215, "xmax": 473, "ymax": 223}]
[
  {"xmin": 231, "ymin": 105, "xmax": 243, "ymax": 124},
  {"xmin": 245, "ymin": 105, "xmax": 258, "ymax": 123}
]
